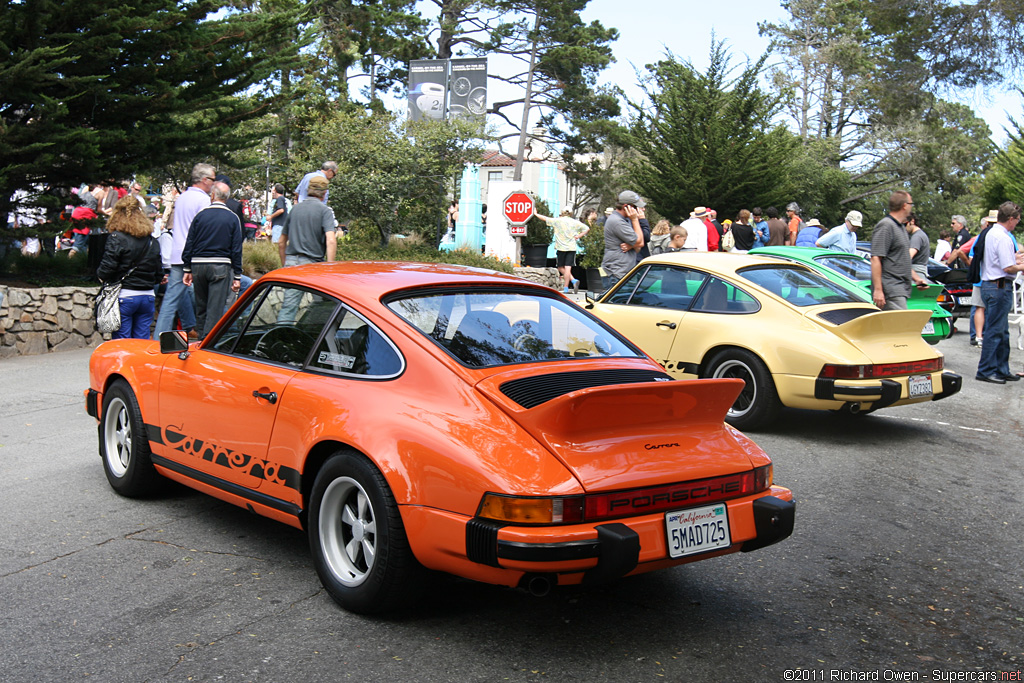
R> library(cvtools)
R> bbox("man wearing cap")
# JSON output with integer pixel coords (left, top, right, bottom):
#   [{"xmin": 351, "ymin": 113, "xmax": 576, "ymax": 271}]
[
  {"xmin": 279, "ymin": 175, "xmax": 337, "ymax": 267},
  {"xmin": 816, "ymin": 211, "xmax": 862, "ymax": 253},
  {"xmin": 296, "ymin": 161, "xmax": 338, "ymax": 204},
  {"xmin": 602, "ymin": 191, "xmax": 645, "ymax": 286},
  {"xmin": 681, "ymin": 207, "xmax": 709, "ymax": 252}
]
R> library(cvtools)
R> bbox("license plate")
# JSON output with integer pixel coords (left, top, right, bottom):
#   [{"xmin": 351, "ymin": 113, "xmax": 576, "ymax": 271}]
[
  {"xmin": 922, "ymin": 320, "xmax": 935, "ymax": 335},
  {"xmin": 665, "ymin": 503, "xmax": 731, "ymax": 558},
  {"xmin": 908, "ymin": 374, "xmax": 933, "ymax": 397},
  {"xmin": 957, "ymin": 296, "xmax": 972, "ymax": 305}
]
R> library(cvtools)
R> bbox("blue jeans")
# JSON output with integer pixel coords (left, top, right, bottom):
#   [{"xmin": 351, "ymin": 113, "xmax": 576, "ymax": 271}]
[
  {"xmin": 153, "ymin": 264, "xmax": 196, "ymax": 338},
  {"xmin": 977, "ymin": 281, "xmax": 1012, "ymax": 378},
  {"xmin": 115, "ymin": 295, "xmax": 156, "ymax": 340}
]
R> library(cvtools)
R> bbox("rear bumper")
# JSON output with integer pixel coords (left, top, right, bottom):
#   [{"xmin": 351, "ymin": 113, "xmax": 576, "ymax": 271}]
[
  {"xmin": 441, "ymin": 491, "xmax": 796, "ymax": 586},
  {"xmin": 811, "ymin": 370, "xmax": 960, "ymax": 408}
]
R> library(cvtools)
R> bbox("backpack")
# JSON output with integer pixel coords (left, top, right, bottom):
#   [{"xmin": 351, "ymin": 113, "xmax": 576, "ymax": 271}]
[
  {"xmin": 720, "ymin": 229, "xmax": 735, "ymax": 252},
  {"xmin": 966, "ymin": 226, "xmax": 991, "ymax": 285}
]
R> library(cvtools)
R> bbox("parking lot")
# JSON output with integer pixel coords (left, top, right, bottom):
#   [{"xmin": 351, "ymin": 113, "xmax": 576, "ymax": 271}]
[{"xmin": 1, "ymin": 334, "xmax": 1021, "ymax": 682}]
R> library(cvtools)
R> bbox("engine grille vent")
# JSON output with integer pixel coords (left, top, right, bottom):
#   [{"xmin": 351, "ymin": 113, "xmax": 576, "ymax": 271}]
[
  {"xmin": 817, "ymin": 308, "xmax": 877, "ymax": 325},
  {"xmin": 500, "ymin": 369, "xmax": 671, "ymax": 409}
]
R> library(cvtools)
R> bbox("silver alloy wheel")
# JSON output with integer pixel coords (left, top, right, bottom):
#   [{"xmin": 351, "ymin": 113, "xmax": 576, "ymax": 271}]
[
  {"xmin": 103, "ymin": 396, "xmax": 132, "ymax": 477},
  {"xmin": 711, "ymin": 359, "xmax": 756, "ymax": 418},
  {"xmin": 319, "ymin": 476, "xmax": 377, "ymax": 587}
]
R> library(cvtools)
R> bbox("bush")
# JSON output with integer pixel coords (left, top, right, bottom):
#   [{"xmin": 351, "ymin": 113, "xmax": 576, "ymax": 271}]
[
  {"xmin": 337, "ymin": 236, "xmax": 514, "ymax": 273},
  {"xmin": 242, "ymin": 240, "xmax": 282, "ymax": 277},
  {"xmin": 577, "ymin": 221, "xmax": 605, "ymax": 269},
  {"xmin": 0, "ymin": 249, "xmax": 94, "ymax": 287},
  {"xmin": 524, "ymin": 198, "xmax": 553, "ymax": 246}
]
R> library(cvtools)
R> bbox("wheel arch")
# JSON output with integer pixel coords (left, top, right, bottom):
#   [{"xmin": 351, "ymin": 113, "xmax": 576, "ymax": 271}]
[{"xmin": 698, "ymin": 343, "xmax": 767, "ymax": 377}]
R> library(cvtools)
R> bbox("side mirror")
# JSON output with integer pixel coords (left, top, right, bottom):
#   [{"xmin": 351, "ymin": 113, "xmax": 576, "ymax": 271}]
[{"xmin": 159, "ymin": 330, "xmax": 190, "ymax": 358}]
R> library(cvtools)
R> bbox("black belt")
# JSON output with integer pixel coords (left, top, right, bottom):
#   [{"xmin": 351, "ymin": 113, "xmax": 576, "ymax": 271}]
[{"xmin": 986, "ymin": 279, "xmax": 1011, "ymax": 288}]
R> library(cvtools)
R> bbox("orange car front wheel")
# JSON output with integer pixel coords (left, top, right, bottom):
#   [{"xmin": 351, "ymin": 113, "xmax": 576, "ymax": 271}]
[
  {"xmin": 100, "ymin": 379, "xmax": 161, "ymax": 497},
  {"xmin": 308, "ymin": 449, "xmax": 425, "ymax": 614}
]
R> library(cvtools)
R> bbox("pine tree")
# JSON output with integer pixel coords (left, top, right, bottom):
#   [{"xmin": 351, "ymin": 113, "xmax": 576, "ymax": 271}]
[{"xmin": 0, "ymin": 0, "xmax": 301, "ymax": 221}]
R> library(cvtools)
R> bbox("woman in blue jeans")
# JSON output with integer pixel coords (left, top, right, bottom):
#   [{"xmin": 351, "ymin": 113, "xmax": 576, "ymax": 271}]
[{"xmin": 96, "ymin": 197, "xmax": 164, "ymax": 339}]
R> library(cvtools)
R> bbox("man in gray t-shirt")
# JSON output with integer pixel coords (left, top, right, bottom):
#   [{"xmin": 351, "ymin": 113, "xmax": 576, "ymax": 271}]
[
  {"xmin": 602, "ymin": 190, "xmax": 645, "ymax": 285},
  {"xmin": 870, "ymin": 190, "xmax": 926, "ymax": 310},
  {"xmin": 906, "ymin": 215, "xmax": 930, "ymax": 278},
  {"xmin": 278, "ymin": 176, "xmax": 336, "ymax": 265}
]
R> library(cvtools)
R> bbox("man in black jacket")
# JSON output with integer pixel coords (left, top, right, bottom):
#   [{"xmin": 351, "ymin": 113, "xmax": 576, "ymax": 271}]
[{"xmin": 182, "ymin": 182, "xmax": 243, "ymax": 339}]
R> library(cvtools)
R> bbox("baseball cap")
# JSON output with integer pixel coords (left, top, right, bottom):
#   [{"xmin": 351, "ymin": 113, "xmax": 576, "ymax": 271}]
[
  {"xmin": 617, "ymin": 190, "xmax": 646, "ymax": 208},
  {"xmin": 308, "ymin": 176, "xmax": 330, "ymax": 191},
  {"xmin": 845, "ymin": 210, "xmax": 863, "ymax": 227}
]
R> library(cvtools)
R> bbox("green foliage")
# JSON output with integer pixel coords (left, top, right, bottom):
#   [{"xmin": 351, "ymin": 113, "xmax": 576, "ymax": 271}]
[
  {"xmin": 336, "ymin": 239, "xmax": 515, "ymax": 273},
  {"xmin": 524, "ymin": 199, "xmax": 553, "ymax": 245},
  {"xmin": 293, "ymin": 110, "xmax": 483, "ymax": 248},
  {"xmin": 627, "ymin": 43, "xmax": 799, "ymax": 222},
  {"xmin": 577, "ymin": 219, "xmax": 605, "ymax": 269},
  {"xmin": 0, "ymin": 0, "xmax": 303, "ymax": 220},
  {"xmin": 0, "ymin": 250, "xmax": 94, "ymax": 288}
]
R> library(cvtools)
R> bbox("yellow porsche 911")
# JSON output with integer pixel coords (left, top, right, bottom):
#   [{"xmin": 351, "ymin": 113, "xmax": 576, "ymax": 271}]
[{"xmin": 587, "ymin": 253, "xmax": 962, "ymax": 431}]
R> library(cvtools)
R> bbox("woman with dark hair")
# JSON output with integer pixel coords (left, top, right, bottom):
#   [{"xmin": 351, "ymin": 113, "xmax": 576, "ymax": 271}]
[{"xmin": 96, "ymin": 196, "xmax": 164, "ymax": 339}]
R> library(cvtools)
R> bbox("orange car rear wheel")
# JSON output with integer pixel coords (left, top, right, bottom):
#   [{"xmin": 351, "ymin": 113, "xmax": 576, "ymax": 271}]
[
  {"xmin": 100, "ymin": 379, "xmax": 161, "ymax": 497},
  {"xmin": 308, "ymin": 449, "xmax": 424, "ymax": 614}
]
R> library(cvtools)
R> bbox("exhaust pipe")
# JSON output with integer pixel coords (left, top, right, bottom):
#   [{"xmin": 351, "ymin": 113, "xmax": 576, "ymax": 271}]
[
  {"xmin": 841, "ymin": 401, "xmax": 862, "ymax": 415},
  {"xmin": 521, "ymin": 573, "xmax": 555, "ymax": 597}
]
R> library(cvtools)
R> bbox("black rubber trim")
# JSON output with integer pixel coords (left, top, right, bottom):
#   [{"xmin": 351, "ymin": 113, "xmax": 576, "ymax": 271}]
[
  {"xmin": 498, "ymin": 539, "xmax": 600, "ymax": 562},
  {"xmin": 583, "ymin": 523, "xmax": 640, "ymax": 585},
  {"xmin": 466, "ymin": 518, "xmax": 505, "ymax": 567},
  {"xmin": 814, "ymin": 377, "xmax": 902, "ymax": 408},
  {"xmin": 933, "ymin": 372, "xmax": 962, "ymax": 401},
  {"xmin": 742, "ymin": 496, "xmax": 796, "ymax": 552},
  {"xmin": 149, "ymin": 453, "xmax": 302, "ymax": 517},
  {"xmin": 85, "ymin": 389, "xmax": 99, "ymax": 419}
]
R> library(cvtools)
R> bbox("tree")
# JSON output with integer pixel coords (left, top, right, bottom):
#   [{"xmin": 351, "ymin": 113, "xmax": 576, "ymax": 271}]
[
  {"xmin": 626, "ymin": 43, "xmax": 799, "ymax": 223},
  {"xmin": 760, "ymin": 0, "xmax": 996, "ymax": 213},
  {"xmin": 423, "ymin": 0, "xmax": 618, "ymax": 176},
  {"xmin": 298, "ymin": 110, "xmax": 483, "ymax": 246},
  {"xmin": 0, "ymin": 0, "xmax": 301, "ymax": 223}
]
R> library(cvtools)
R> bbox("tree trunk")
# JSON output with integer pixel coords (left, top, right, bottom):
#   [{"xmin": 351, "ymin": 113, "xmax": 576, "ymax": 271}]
[{"xmin": 513, "ymin": 11, "xmax": 542, "ymax": 182}]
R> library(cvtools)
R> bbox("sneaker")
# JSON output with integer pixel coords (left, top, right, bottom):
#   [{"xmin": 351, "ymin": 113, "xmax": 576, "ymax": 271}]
[{"xmin": 571, "ymin": 279, "xmax": 580, "ymax": 294}]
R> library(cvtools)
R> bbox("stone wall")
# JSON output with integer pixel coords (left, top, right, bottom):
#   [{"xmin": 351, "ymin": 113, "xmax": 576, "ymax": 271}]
[
  {"xmin": 0, "ymin": 285, "xmax": 105, "ymax": 358},
  {"xmin": 512, "ymin": 266, "xmax": 561, "ymax": 290}
]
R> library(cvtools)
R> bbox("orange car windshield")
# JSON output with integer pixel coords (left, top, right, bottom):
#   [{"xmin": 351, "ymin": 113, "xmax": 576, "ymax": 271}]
[{"xmin": 387, "ymin": 291, "xmax": 641, "ymax": 368}]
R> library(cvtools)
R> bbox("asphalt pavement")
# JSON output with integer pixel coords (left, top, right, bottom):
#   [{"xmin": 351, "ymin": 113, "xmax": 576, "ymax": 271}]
[{"xmin": 0, "ymin": 330, "xmax": 1021, "ymax": 682}]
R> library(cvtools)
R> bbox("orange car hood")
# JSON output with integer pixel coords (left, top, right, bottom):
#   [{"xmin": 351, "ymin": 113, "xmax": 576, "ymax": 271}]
[{"xmin": 475, "ymin": 374, "xmax": 760, "ymax": 492}]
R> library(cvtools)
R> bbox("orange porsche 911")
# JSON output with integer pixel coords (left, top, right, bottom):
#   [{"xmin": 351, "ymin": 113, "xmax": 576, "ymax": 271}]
[{"xmin": 85, "ymin": 262, "xmax": 794, "ymax": 613}]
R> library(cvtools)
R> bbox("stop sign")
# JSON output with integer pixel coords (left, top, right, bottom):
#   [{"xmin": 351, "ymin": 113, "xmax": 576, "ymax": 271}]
[{"xmin": 502, "ymin": 191, "xmax": 535, "ymax": 225}]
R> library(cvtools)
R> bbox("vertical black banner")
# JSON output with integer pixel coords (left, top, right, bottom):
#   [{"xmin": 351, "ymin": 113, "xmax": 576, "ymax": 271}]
[
  {"xmin": 408, "ymin": 60, "xmax": 448, "ymax": 121},
  {"xmin": 448, "ymin": 58, "xmax": 488, "ymax": 120}
]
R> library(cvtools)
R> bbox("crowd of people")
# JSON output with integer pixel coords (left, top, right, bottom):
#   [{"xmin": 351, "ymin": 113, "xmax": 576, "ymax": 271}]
[
  {"xmin": 544, "ymin": 189, "xmax": 1023, "ymax": 383},
  {"xmin": 48, "ymin": 160, "xmax": 341, "ymax": 341}
]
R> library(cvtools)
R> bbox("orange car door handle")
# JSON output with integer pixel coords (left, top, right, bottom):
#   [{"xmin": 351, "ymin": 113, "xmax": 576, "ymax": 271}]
[
  {"xmin": 252, "ymin": 390, "xmax": 278, "ymax": 404},
  {"xmin": 655, "ymin": 321, "xmax": 677, "ymax": 329}
]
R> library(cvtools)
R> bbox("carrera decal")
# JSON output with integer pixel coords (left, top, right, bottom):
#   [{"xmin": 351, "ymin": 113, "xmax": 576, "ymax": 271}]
[{"xmin": 150, "ymin": 423, "xmax": 300, "ymax": 491}]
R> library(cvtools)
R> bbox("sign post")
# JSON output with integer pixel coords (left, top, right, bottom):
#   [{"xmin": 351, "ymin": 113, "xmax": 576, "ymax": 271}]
[{"xmin": 503, "ymin": 191, "xmax": 535, "ymax": 264}]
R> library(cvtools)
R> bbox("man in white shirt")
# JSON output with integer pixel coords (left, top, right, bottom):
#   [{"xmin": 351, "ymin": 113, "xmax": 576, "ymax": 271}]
[{"xmin": 681, "ymin": 207, "xmax": 709, "ymax": 252}]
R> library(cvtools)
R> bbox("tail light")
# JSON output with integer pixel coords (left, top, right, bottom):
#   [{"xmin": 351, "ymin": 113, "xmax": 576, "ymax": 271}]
[
  {"xmin": 478, "ymin": 466, "xmax": 773, "ymax": 525},
  {"xmin": 819, "ymin": 357, "xmax": 942, "ymax": 379}
]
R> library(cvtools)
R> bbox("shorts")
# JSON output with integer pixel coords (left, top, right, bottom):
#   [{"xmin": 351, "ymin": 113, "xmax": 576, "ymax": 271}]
[
  {"xmin": 272, "ymin": 224, "xmax": 284, "ymax": 244},
  {"xmin": 971, "ymin": 285, "xmax": 985, "ymax": 308},
  {"xmin": 555, "ymin": 250, "xmax": 576, "ymax": 268}
]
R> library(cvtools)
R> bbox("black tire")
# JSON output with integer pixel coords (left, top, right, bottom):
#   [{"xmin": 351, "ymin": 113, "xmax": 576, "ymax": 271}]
[
  {"xmin": 704, "ymin": 349, "xmax": 781, "ymax": 431},
  {"xmin": 308, "ymin": 450, "xmax": 423, "ymax": 614},
  {"xmin": 100, "ymin": 379, "xmax": 160, "ymax": 497}
]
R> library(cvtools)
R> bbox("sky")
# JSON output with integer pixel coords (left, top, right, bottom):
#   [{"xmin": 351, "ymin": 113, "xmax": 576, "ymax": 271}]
[{"xmin": 410, "ymin": 0, "xmax": 1022, "ymax": 146}]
